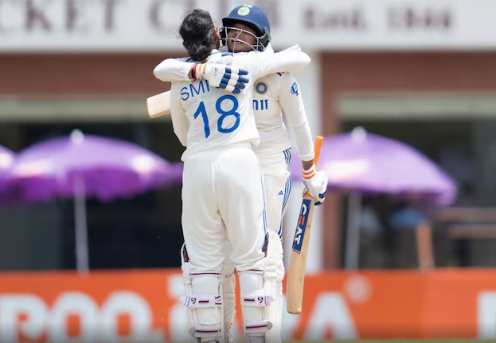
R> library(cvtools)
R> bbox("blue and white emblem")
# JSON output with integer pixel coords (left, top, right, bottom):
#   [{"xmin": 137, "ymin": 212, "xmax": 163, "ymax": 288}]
[
  {"xmin": 255, "ymin": 82, "xmax": 267, "ymax": 94},
  {"xmin": 291, "ymin": 82, "xmax": 299, "ymax": 96}
]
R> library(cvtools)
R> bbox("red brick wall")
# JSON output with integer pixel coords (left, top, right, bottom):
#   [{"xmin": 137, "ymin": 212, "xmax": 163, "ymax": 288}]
[
  {"xmin": 320, "ymin": 52, "xmax": 496, "ymax": 268},
  {"xmin": 0, "ymin": 53, "xmax": 182, "ymax": 96},
  {"xmin": 3, "ymin": 51, "xmax": 495, "ymax": 96}
]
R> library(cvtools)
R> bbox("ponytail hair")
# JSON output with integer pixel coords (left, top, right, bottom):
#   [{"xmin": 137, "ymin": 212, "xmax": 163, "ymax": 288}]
[{"xmin": 179, "ymin": 9, "xmax": 216, "ymax": 62}]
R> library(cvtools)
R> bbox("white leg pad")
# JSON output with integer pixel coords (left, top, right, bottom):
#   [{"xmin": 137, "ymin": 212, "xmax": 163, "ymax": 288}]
[
  {"xmin": 182, "ymin": 295, "xmax": 222, "ymax": 307},
  {"xmin": 265, "ymin": 247, "xmax": 283, "ymax": 343},
  {"xmin": 245, "ymin": 321, "xmax": 273, "ymax": 334},
  {"xmin": 181, "ymin": 244, "xmax": 224, "ymax": 342},
  {"xmin": 238, "ymin": 264, "xmax": 276, "ymax": 343},
  {"xmin": 189, "ymin": 325, "xmax": 222, "ymax": 338},
  {"xmin": 222, "ymin": 258, "xmax": 236, "ymax": 343}
]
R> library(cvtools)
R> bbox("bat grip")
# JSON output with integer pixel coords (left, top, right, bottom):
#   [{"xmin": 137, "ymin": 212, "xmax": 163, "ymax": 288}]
[
  {"xmin": 313, "ymin": 136, "xmax": 324, "ymax": 168},
  {"xmin": 302, "ymin": 136, "xmax": 324, "ymax": 198}
]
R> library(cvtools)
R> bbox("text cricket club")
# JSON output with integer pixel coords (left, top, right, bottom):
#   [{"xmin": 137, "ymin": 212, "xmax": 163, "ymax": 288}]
[{"xmin": 4, "ymin": 0, "xmax": 493, "ymax": 52}]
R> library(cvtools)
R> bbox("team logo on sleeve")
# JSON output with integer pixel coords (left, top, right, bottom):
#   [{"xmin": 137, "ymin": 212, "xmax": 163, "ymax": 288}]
[
  {"xmin": 255, "ymin": 82, "xmax": 268, "ymax": 94},
  {"xmin": 291, "ymin": 82, "xmax": 299, "ymax": 96}
]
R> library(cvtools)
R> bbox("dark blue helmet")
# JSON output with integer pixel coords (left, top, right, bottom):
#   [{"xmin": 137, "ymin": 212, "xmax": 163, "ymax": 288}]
[{"xmin": 220, "ymin": 5, "xmax": 271, "ymax": 51}]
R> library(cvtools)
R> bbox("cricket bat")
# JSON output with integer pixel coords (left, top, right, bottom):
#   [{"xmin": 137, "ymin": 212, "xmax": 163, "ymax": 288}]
[
  {"xmin": 147, "ymin": 90, "xmax": 171, "ymax": 118},
  {"xmin": 286, "ymin": 135, "xmax": 324, "ymax": 314}
]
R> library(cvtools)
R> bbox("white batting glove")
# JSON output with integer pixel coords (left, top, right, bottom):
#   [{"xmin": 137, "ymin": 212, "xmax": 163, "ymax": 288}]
[
  {"xmin": 192, "ymin": 62, "xmax": 249, "ymax": 94},
  {"xmin": 302, "ymin": 166, "xmax": 328, "ymax": 205}
]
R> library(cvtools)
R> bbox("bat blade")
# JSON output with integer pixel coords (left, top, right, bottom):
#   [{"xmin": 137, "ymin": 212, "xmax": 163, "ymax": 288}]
[
  {"xmin": 147, "ymin": 90, "xmax": 171, "ymax": 119},
  {"xmin": 286, "ymin": 196, "xmax": 316, "ymax": 314},
  {"xmin": 286, "ymin": 135, "xmax": 324, "ymax": 315}
]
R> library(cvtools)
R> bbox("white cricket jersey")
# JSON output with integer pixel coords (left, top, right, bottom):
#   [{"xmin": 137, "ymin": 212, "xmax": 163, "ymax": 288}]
[
  {"xmin": 168, "ymin": 48, "xmax": 310, "ymax": 161},
  {"xmin": 252, "ymin": 72, "xmax": 314, "ymax": 161}
]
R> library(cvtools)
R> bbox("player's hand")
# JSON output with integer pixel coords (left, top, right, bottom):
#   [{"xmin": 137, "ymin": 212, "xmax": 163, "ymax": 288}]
[
  {"xmin": 193, "ymin": 63, "xmax": 249, "ymax": 94},
  {"xmin": 301, "ymin": 166, "xmax": 328, "ymax": 205}
]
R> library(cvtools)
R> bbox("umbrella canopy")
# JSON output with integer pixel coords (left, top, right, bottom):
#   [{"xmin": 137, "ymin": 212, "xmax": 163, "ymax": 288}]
[
  {"xmin": 2, "ymin": 130, "xmax": 183, "ymax": 274},
  {"xmin": 3, "ymin": 130, "xmax": 182, "ymax": 203},
  {"xmin": 291, "ymin": 128, "xmax": 457, "ymax": 206},
  {"xmin": 0, "ymin": 146, "xmax": 14, "ymax": 202},
  {"xmin": 0, "ymin": 145, "xmax": 14, "ymax": 178}
]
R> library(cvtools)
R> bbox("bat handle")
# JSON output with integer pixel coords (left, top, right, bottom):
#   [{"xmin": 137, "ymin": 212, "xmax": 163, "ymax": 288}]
[
  {"xmin": 302, "ymin": 136, "xmax": 324, "ymax": 198},
  {"xmin": 313, "ymin": 136, "xmax": 324, "ymax": 168}
]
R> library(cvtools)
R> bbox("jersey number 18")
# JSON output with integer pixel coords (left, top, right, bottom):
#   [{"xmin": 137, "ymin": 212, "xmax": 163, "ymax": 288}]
[{"xmin": 194, "ymin": 95, "xmax": 240, "ymax": 139}]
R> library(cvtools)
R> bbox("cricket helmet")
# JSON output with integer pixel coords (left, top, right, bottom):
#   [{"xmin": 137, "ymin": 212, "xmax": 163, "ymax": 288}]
[{"xmin": 220, "ymin": 5, "xmax": 271, "ymax": 51}]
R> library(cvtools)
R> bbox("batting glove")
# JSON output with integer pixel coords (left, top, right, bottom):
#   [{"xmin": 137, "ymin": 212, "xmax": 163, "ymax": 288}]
[
  {"xmin": 192, "ymin": 63, "xmax": 249, "ymax": 94},
  {"xmin": 302, "ymin": 166, "xmax": 328, "ymax": 205}
]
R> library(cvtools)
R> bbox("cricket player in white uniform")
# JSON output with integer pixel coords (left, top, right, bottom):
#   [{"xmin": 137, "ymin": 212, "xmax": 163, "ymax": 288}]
[
  {"xmin": 156, "ymin": 8, "xmax": 312, "ymax": 343},
  {"xmin": 153, "ymin": 5, "xmax": 328, "ymax": 343}
]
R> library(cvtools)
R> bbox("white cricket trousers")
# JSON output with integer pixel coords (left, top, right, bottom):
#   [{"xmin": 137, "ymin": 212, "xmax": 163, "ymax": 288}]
[
  {"xmin": 259, "ymin": 148, "xmax": 292, "ymax": 282},
  {"xmin": 181, "ymin": 142, "xmax": 267, "ymax": 274},
  {"xmin": 222, "ymin": 148, "xmax": 291, "ymax": 343}
]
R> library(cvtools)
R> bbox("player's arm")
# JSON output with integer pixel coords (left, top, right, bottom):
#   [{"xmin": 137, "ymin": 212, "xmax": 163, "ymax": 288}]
[
  {"xmin": 153, "ymin": 57, "xmax": 249, "ymax": 94},
  {"xmin": 235, "ymin": 44, "xmax": 311, "ymax": 80},
  {"xmin": 169, "ymin": 85, "xmax": 189, "ymax": 147},
  {"xmin": 278, "ymin": 73, "xmax": 327, "ymax": 204},
  {"xmin": 278, "ymin": 73, "xmax": 314, "ymax": 164},
  {"xmin": 153, "ymin": 57, "xmax": 194, "ymax": 82}
]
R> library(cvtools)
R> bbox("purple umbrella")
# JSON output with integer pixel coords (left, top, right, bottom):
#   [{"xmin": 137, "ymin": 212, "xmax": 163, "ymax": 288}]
[
  {"xmin": 291, "ymin": 127, "xmax": 457, "ymax": 269},
  {"xmin": 292, "ymin": 128, "xmax": 456, "ymax": 205},
  {"xmin": 4, "ymin": 130, "xmax": 182, "ymax": 274},
  {"xmin": 0, "ymin": 145, "xmax": 14, "ymax": 177},
  {"xmin": 0, "ymin": 146, "xmax": 14, "ymax": 200}
]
